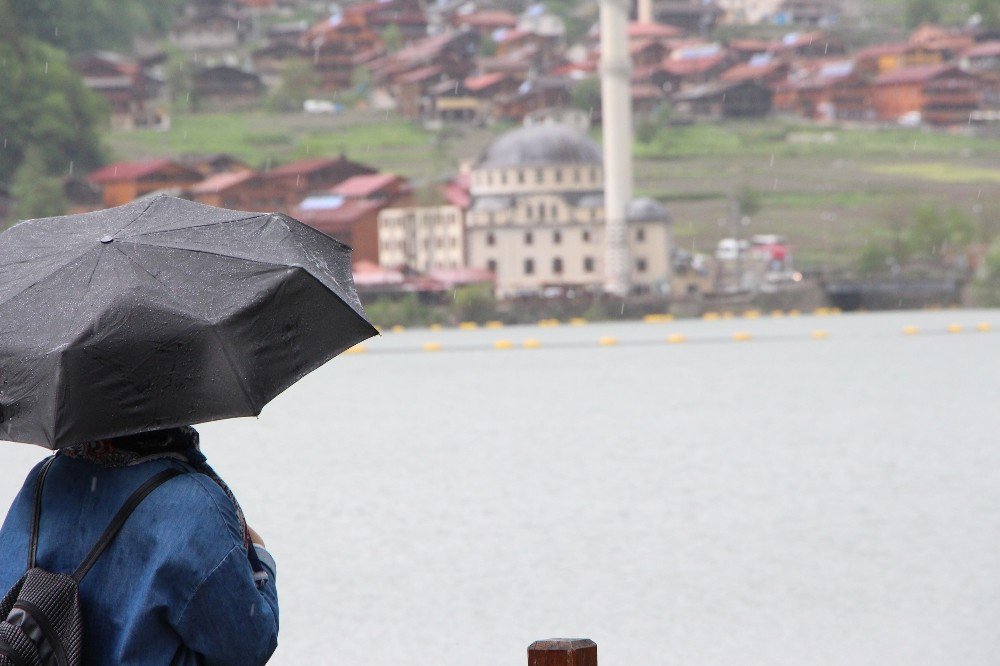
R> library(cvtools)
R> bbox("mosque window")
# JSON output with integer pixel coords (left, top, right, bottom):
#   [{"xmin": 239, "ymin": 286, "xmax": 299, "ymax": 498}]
[
  {"xmin": 584, "ymin": 257, "xmax": 595, "ymax": 273},
  {"xmin": 524, "ymin": 258, "xmax": 535, "ymax": 275},
  {"xmin": 553, "ymin": 257, "xmax": 563, "ymax": 274}
]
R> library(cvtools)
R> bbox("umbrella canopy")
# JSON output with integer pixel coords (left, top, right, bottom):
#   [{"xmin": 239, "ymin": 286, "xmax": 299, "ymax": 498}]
[{"xmin": 0, "ymin": 195, "xmax": 378, "ymax": 449}]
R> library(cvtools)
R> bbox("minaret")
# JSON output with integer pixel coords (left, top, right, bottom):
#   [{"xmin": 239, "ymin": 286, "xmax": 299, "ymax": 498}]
[
  {"xmin": 637, "ymin": 0, "xmax": 654, "ymax": 23},
  {"xmin": 599, "ymin": 0, "xmax": 633, "ymax": 296}
]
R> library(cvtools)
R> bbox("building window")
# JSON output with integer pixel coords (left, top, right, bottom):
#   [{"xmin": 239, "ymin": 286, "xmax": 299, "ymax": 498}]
[
  {"xmin": 573, "ymin": 168, "xmax": 580, "ymax": 183},
  {"xmin": 539, "ymin": 205, "xmax": 546, "ymax": 221},
  {"xmin": 636, "ymin": 258, "xmax": 647, "ymax": 273},
  {"xmin": 636, "ymin": 227, "xmax": 646, "ymax": 242},
  {"xmin": 487, "ymin": 232, "xmax": 496, "ymax": 246},
  {"xmin": 551, "ymin": 205, "xmax": 558, "ymax": 220},
  {"xmin": 582, "ymin": 230, "xmax": 591, "ymax": 242},
  {"xmin": 487, "ymin": 259, "xmax": 497, "ymax": 274},
  {"xmin": 524, "ymin": 231, "xmax": 533, "ymax": 245},
  {"xmin": 526, "ymin": 204, "xmax": 533, "ymax": 220},
  {"xmin": 487, "ymin": 172, "xmax": 493, "ymax": 186},
  {"xmin": 524, "ymin": 258, "xmax": 535, "ymax": 275},
  {"xmin": 589, "ymin": 167, "xmax": 598, "ymax": 181},
  {"xmin": 501, "ymin": 172, "xmax": 508, "ymax": 185},
  {"xmin": 553, "ymin": 257, "xmax": 563, "ymax": 274},
  {"xmin": 584, "ymin": 257, "xmax": 595, "ymax": 273},
  {"xmin": 553, "ymin": 230, "xmax": 562, "ymax": 244},
  {"xmin": 555, "ymin": 169, "xmax": 563, "ymax": 184},
  {"xmin": 536, "ymin": 168, "xmax": 544, "ymax": 183},
  {"xmin": 517, "ymin": 170, "xmax": 525, "ymax": 184}
]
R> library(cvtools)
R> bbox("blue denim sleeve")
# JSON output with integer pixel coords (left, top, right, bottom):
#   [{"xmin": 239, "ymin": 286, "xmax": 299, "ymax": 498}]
[{"xmin": 175, "ymin": 543, "xmax": 279, "ymax": 666}]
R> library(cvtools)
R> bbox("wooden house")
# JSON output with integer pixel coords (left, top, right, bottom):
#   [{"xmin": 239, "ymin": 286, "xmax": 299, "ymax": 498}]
[
  {"xmin": 169, "ymin": 5, "xmax": 249, "ymax": 53},
  {"xmin": 870, "ymin": 64, "xmax": 980, "ymax": 125},
  {"xmin": 493, "ymin": 78, "xmax": 572, "ymax": 122},
  {"xmin": 672, "ymin": 79, "xmax": 772, "ymax": 117},
  {"xmin": 191, "ymin": 171, "xmax": 265, "ymax": 210},
  {"xmin": 302, "ymin": 10, "xmax": 384, "ymax": 91},
  {"xmin": 291, "ymin": 196, "xmax": 384, "ymax": 265},
  {"xmin": 331, "ymin": 173, "xmax": 413, "ymax": 207},
  {"xmin": 192, "ymin": 66, "xmax": 265, "ymax": 111},
  {"xmin": 261, "ymin": 157, "xmax": 377, "ymax": 211},
  {"xmin": 72, "ymin": 52, "xmax": 164, "ymax": 130},
  {"xmin": 86, "ymin": 160, "xmax": 204, "ymax": 208}
]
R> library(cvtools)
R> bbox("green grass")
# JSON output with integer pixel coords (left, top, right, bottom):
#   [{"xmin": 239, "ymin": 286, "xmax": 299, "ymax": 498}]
[
  {"xmin": 631, "ymin": 121, "xmax": 1000, "ymax": 160},
  {"xmin": 108, "ymin": 111, "xmax": 436, "ymax": 174},
  {"xmin": 868, "ymin": 162, "xmax": 1000, "ymax": 183}
]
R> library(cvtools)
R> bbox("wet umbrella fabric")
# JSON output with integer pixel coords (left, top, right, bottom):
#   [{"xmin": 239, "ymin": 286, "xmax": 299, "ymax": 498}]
[{"xmin": 0, "ymin": 195, "xmax": 377, "ymax": 449}]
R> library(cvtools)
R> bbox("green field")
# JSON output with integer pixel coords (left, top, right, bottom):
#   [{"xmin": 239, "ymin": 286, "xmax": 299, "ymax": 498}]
[{"xmin": 108, "ymin": 112, "xmax": 1000, "ymax": 270}]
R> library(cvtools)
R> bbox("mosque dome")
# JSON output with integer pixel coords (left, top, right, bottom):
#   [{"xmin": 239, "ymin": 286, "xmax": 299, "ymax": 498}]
[
  {"xmin": 477, "ymin": 124, "xmax": 603, "ymax": 168},
  {"xmin": 627, "ymin": 197, "xmax": 671, "ymax": 222}
]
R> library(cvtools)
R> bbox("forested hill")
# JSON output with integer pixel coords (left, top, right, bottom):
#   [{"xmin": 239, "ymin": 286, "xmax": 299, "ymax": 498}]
[{"xmin": 6, "ymin": 0, "xmax": 188, "ymax": 54}]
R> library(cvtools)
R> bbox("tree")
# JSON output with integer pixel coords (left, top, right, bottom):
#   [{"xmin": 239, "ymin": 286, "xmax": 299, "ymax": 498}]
[
  {"xmin": 905, "ymin": 205, "xmax": 975, "ymax": 259},
  {"xmin": 905, "ymin": 0, "xmax": 941, "ymax": 28},
  {"xmin": 570, "ymin": 77, "xmax": 601, "ymax": 116},
  {"xmin": 267, "ymin": 59, "xmax": 321, "ymax": 112},
  {"xmin": 0, "ymin": 37, "xmax": 106, "ymax": 185},
  {"xmin": 975, "ymin": 239, "xmax": 1000, "ymax": 307},
  {"xmin": 10, "ymin": 146, "xmax": 67, "ymax": 223},
  {"xmin": 971, "ymin": 0, "xmax": 1000, "ymax": 29},
  {"xmin": 381, "ymin": 24, "xmax": 403, "ymax": 53}
]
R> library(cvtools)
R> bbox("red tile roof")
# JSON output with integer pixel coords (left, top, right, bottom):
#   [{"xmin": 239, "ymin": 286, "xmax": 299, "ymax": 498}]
[
  {"xmin": 293, "ymin": 199, "xmax": 382, "ymax": 230},
  {"xmin": 874, "ymin": 64, "xmax": 958, "ymax": 85},
  {"xmin": 965, "ymin": 41, "xmax": 1000, "ymax": 58},
  {"xmin": 191, "ymin": 170, "xmax": 258, "ymax": 195},
  {"xmin": 721, "ymin": 60, "xmax": 787, "ymax": 82},
  {"xmin": 396, "ymin": 64, "xmax": 443, "ymax": 84},
  {"xmin": 442, "ymin": 180, "xmax": 470, "ymax": 209},
  {"xmin": 331, "ymin": 173, "xmax": 403, "ymax": 198},
  {"xmin": 264, "ymin": 157, "xmax": 342, "ymax": 179},
  {"xmin": 855, "ymin": 42, "xmax": 910, "ymax": 60},
  {"xmin": 455, "ymin": 10, "xmax": 518, "ymax": 29},
  {"xmin": 87, "ymin": 159, "xmax": 179, "ymax": 183},
  {"xmin": 660, "ymin": 53, "xmax": 727, "ymax": 76},
  {"xmin": 464, "ymin": 72, "xmax": 510, "ymax": 92}
]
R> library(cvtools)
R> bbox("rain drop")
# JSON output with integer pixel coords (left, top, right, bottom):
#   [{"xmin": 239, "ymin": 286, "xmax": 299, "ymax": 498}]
[
  {"xmin": 68, "ymin": 161, "xmax": 73, "ymax": 175},
  {"xmin": 44, "ymin": 62, "xmax": 49, "ymax": 74},
  {"xmin": 91, "ymin": 477, "xmax": 97, "ymax": 492}
]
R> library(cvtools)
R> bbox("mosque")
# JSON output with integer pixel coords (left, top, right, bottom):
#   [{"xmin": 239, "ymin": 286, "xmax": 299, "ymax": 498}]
[{"xmin": 466, "ymin": 123, "xmax": 674, "ymax": 297}]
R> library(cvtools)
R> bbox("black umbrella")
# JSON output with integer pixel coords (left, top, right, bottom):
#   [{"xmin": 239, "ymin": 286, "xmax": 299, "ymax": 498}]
[{"xmin": 0, "ymin": 195, "xmax": 378, "ymax": 449}]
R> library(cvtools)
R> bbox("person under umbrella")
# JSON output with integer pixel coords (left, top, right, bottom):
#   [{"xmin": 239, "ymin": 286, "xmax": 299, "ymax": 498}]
[{"xmin": 0, "ymin": 196, "xmax": 377, "ymax": 665}]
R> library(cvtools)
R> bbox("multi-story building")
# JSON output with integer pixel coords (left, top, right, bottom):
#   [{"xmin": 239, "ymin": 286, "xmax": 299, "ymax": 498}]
[
  {"xmin": 377, "ymin": 205, "xmax": 466, "ymax": 272},
  {"xmin": 465, "ymin": 124, "xmax": 672, "ymax": 296}
]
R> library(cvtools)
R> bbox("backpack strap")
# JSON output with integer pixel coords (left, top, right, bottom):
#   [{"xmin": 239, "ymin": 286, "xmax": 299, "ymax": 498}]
[
  {"xmin": 27, "ymin": 456, "xmax": 58, "ymax": 569},
  {"xmin": 72, "ymin": 468, "xmax": 185, "ymax": 582}
]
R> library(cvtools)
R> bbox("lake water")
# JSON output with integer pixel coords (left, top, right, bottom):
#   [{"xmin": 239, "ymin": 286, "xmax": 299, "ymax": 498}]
[{"xmin": 2, "ymin": 309, "xmax": 999, "ymax": 665}]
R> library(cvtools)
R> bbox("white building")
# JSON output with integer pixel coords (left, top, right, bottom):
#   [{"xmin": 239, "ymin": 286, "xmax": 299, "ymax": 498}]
[
  {"xmin": 377, "ymin": 205, "xmax": 465, "ymax": 272},
  {"xmin": 465, "ymin": 124, "xmax": 672, "ymax": 296}
]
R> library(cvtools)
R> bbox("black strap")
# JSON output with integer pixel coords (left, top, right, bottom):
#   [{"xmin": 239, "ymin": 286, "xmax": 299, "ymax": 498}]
[
  {"xmin": 27, "ymin": 456, "xmax": 58, "ymax": 570},
  {"xmin": 72, "ymin": 468, "xmax": 184, "ymax": 582}
]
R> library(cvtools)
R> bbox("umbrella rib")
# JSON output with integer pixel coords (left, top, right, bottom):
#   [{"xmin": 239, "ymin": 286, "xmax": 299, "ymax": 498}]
[
  {"xmin": 125, "ymin": 213, "xmax": 267, "ymax": 239},
  {"xmin": 209, "ymin": 327, "xmax": 260, "ymax": 416},
  {"xmin": 110, "ymin": 196, "xmax": 162, "ymax": 237},
  {"xmin": 0, "ymin": 248, "xmax": 95, "ymax": 311}
]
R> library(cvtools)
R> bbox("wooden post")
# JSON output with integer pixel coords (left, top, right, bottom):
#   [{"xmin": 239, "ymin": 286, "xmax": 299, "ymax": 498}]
[{"xmin": 528, "ymin": 639, "xmax": 597, "ymax": 666}]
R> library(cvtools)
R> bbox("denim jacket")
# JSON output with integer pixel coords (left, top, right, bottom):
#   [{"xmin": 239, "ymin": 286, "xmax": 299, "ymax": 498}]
[{"xmin": 0, "ymin": 454, "xmax": 279, "ymax": 665}]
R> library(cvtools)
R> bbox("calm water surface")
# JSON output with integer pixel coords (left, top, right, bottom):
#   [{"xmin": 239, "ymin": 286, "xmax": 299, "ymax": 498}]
[{"xmin": 2, "ymin": 309, "xmax": 999, "ymax": 665}]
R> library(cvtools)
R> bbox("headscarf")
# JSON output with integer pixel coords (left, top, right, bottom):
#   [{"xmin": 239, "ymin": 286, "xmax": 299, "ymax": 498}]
[{"xmin": 62, "ymin": 426, "xmax": 253, "ymax": 551}]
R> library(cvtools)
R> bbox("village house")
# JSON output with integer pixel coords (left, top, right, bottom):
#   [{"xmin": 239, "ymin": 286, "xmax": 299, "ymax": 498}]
[
  {"xmin": 962, "ymin": 41, "xmax": 1000, "ymax": 74},
  {"xmin": 720, "ymin": 57, "xmax": 791, "ymax": 87},
  {"xmin": 331, "ymin": 173, "xmax": 413, "ymax": 207},
  {"xmin": 72, "ymin": 52, "xmax": 164, "ymax": 130},
  {"xmin": 192, "ymin": 66, "xmax": 265, "ymax": 111},
  {"xmin": 715, "ymin": 0, "xmax": 785, "ymax": 24},
  {"xmin": 261, "ymin": 157, "xmax": 378, "ymax": 212},
  {"xmin": 292, "ymin": 195, "xmax": 384, "ymax": 265},
  {"xmin": 451, "ymin": 9, "xmax": 518, "ymax": 37},
  {"xmin": 86, "ymin": 160, "xmax": 204, "ymax": 208},
  {"xmin": 169, "ymin": 3, "xmax": 250, "ymax": 53},
  {"xmin": 180, "ymin": 154, "xmax": 252, "ymax": 178},
  {"xmin": 773, "ymin": 0, "xmax": 840, "ymax": 26},
  {"xmin": 377, "ymin": 205, "xmax": 466, "ymax": 272},
  {"xmin": 302, "ymin": 9, "xmax": 384, "ymax": 91},
  {"xmin": 493, "ymin": 78, "xmax": 573, "ymax": 123},
  {"xmin": 348, "ymin": 0, "xmax": 428, "ymax": 43},
  {"xmin": 190, "ymin": 170, "xmax": 266, "ymax": 210},
  {"xmin": 252, "ymin": 42, "xmax": 310, "ymax": 90},
  {"xmin": 672, "ymin": 79, "xmax": 773, "ymax": 117},
  {"xmin": 870, "ymin": 64, "xmax": 981, "ymax": 125},
  {"xmin": 651, "ymin": 0, "xmax": 725, "ymax": 34}
]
